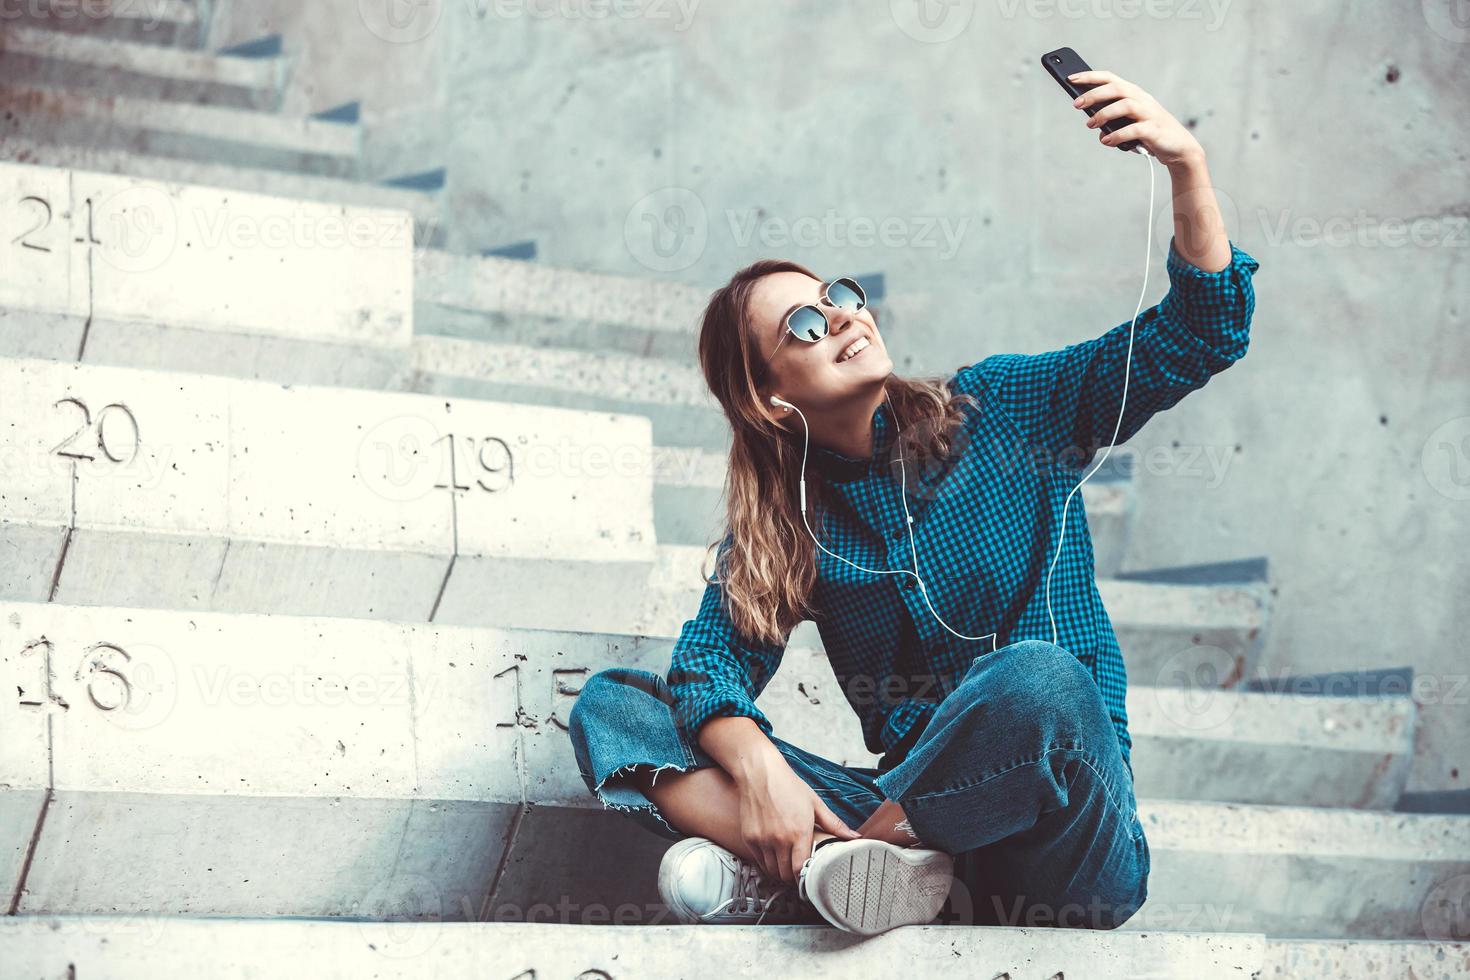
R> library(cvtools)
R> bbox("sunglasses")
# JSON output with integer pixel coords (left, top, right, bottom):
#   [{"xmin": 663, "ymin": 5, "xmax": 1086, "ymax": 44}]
[{"xmin": 771, "ymin": 276, "xmax": 868, "ymax": 357}]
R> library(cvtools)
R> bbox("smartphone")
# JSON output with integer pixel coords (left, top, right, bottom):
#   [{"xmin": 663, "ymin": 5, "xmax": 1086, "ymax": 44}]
[{"xmin": 1041, "ymin": 47, "xmax": 1141, "ymax": 153}]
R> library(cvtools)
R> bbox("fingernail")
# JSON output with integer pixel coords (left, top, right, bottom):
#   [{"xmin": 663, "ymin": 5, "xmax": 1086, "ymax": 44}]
[{"xmin": 1072, "ymin": 97, "xmax": 1082, "ymax": 106}]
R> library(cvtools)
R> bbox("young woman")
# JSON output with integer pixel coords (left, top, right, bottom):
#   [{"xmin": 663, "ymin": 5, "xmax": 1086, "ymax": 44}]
[{"xmin": 569, "ymin": 70, "xmax": 1259, "ymax": 935}]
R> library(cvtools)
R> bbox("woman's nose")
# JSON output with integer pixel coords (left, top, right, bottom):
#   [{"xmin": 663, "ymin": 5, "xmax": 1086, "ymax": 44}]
[{"xmin": 824, "ymin": 307, "xmax": 856, "ymax": 333}]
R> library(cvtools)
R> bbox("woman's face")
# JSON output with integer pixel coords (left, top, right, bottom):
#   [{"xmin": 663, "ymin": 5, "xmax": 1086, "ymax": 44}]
[{"xmin": 751, "ymin": 272, "xmax": 894, "ymax": 410}]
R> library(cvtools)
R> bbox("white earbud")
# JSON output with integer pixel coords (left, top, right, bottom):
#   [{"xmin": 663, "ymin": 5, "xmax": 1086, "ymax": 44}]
[{"xmin": 770, "ymin": 395, "xmax": 792, "ymax": 409}]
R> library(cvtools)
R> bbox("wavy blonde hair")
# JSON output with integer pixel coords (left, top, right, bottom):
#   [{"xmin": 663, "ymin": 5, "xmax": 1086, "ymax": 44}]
[{"xmin": 696, "ymin": 259, "xmax": 981, "ymax": 646}]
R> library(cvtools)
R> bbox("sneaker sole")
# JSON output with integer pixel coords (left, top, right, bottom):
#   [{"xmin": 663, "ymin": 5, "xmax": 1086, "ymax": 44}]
[{"xmin": 803, "ymin": 840, "xmax": 954, "ymax": 936}]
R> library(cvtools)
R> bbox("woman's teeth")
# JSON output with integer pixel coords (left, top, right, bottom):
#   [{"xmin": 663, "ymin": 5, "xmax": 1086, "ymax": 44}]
[{"xmin": 838, "ymin": 337, "xmax": 870, "ymax": 362}]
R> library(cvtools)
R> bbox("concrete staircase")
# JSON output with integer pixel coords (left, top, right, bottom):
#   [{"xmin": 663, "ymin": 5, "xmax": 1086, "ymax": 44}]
[
  {"xmin": 0, "ymin": 21, "xmax": 1465, "ymax": 976},
  {"xmin": 0, "ymin": 2, "xmax": 449, "ymax": 244}
]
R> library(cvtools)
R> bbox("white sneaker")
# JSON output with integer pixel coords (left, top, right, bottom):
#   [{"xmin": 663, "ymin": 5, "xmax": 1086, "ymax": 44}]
[
  {"xmin": 797, "ymin": 838, "xmax": 955, "ymax": 935},
  {"xmin": 657, "ymin": 837, "xmax": 814, "ymax": 925}
]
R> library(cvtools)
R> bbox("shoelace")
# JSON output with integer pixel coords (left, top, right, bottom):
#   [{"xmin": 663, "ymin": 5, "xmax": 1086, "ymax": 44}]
[{"xmin": 713, "ymin": 856, "xmax": 805, "ymax": 925}]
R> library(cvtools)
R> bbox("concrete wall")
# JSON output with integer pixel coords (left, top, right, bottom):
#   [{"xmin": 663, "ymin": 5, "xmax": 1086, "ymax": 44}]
[{"xmin": 222, "ymin": 0, "xmax": 1468, "ymax": 791}]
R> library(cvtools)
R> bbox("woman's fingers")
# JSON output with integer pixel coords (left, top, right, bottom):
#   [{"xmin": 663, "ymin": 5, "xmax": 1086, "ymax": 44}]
[
  {"xmin": 1086, "ymin": 97, "xmax": 1143, "ymax": 128},
  {"xmin": 813, "ymin": 797, "xmax": 860, "ymax": 839},
  {"xmin": 1100, "ymin": 121, "xmax": 1152, "ymax": 147}
]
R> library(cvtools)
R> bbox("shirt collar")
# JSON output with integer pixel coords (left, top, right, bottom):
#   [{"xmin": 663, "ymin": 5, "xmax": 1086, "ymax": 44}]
[{"xmin": 811, "ymin": 398, "xmax": 894, "ymax": 483}]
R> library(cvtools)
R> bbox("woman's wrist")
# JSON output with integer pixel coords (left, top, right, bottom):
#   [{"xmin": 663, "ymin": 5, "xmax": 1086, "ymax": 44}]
[{"xmin": 699, "ymin": 715, "xmax": 785, "ymax": 786}]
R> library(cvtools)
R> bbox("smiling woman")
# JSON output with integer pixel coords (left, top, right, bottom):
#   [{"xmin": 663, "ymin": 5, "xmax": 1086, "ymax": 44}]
[{"xmin": 566, "ymin": 105, "xmax": 1259, "ymax": 932}]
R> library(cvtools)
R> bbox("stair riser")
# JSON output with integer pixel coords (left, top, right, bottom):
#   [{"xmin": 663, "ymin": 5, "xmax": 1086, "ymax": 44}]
[
  {"xmin": 0, "ymin": 52, "xmax": 281, "ymax": 111},
  {"xmin": 1, "ymin": 140, "xmax": 443, "ymax": 231},
  {"xmin": 2, "ymin": 111, "xmax": 357, "ymax": 179},
  {"xmin": 0, "ymin": 359, "xmax": 656, "ymax": 625}
]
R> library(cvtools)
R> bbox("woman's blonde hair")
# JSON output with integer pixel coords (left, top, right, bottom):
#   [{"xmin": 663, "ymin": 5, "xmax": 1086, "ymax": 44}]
[{"xmin": 696, "ymin": 258, "xmax": 980, "ymax": 645}]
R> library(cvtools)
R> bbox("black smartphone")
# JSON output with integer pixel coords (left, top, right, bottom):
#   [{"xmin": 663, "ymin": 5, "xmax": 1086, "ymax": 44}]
[{"xmin": 1041, "ymin": 47, "xmax": 1140, "ymax": 153}]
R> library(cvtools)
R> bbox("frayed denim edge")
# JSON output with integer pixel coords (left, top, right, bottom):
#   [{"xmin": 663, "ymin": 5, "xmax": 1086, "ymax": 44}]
[{"xmin": 590, "ymin": 760, "xmax": 692, "ymax": 837}]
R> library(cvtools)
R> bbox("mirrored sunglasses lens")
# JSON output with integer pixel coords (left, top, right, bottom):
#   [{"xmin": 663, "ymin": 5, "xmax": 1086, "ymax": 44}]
[
  {"xmin": 827, "ymin": 278, "xmax": 865, "ymax": 311},
  {"xmin": 788, "ymin": 305, "xmax": 828, "ymax": 342}
]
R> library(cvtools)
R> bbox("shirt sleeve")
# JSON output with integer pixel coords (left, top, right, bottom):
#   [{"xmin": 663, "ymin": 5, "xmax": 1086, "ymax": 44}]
[
  {"xmin": 666, "ymin": 532, "xmax": 790, "ymax": 742},
  {"xmin": 957, "ymin": 236, "xmax": 1260, "ymax": 469}
]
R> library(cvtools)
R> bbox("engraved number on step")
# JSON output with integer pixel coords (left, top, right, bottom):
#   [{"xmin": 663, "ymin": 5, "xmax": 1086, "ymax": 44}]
[
  {"xmin": 15, "ymin": 639, "xmax": 138, "ymax": 713},
  {"xmin": 79, "ymin": 643, "xmax": 138, "ymax": 712},
  {"xmin": 505, "ymin": 972, "xmax": 613, "ymax": 980},
  {"xmin": 51, "ymin": 397, "xmax": 141, "ymax": 465},
  {"xmin": 433, "ymin": 433, "xmax": 515, "ymax": 494},
  {"xmin": 495, "ymin": 663, "xmax": 531, "ymax": 729},
  {"xmin": 550, "ymin": 668, "xmax": 587, "ymax": 732},
  {"xmin": 11, "ymin": 195, "xmax": 53, "ymax": 252},
  {"xmin": 17, "ymin": 638, "xmax": 70, "ymax": 714}
]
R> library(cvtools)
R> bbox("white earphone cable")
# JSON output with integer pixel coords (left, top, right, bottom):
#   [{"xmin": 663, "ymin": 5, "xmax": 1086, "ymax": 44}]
[
  {"xmin": 1044, "ymin": 146, "xmax": 1157, "ymax": 644},
  {"xmin": 778, "ymin": 146, "xmax": 1157, "ymax": 651}
]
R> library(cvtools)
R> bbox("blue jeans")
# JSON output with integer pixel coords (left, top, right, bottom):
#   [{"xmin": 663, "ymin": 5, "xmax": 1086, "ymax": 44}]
[{"xmin": 567, "ymin": 639, "xmax": 1149, "ymax": 929}]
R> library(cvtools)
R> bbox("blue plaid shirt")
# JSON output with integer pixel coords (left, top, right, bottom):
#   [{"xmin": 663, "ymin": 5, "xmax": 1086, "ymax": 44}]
[{"xmin": 669, "ymin": 237, "xmax": 1260, "ymax": 773}]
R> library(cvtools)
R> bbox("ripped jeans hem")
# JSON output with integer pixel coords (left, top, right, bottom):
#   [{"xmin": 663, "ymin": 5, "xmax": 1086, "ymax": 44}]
[{"xmin": 589, "ymin": 760, "xmax": 694, "ymax": 837}]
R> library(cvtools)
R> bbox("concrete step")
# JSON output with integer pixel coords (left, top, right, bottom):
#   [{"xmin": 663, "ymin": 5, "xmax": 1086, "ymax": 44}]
[
  {"xmin": 0, "ymin": 83, "xmax": 359, "ymax": 178},
  {"xmin": 3, "ymin": 917, "xmax": 1462, "ymax": 979},
  {"xmin": 1260, "ymin": 938, "xmax": 1470, "ymax": 977},
  {"xmin": 414, "ymin": 247, "xmax": 708, "ymax": 361},
  {"xmin": 0, "ymin": 161, "xmax": 411, "ymax": 379},
  {"xmin": 632, "ymin": 544, "xmax": 1271, "ymax": 697},
  {"xmin": 0, "ymin": 25, "xmax": 285, "ymax": 110},
  {"xmin": 0, "ymin": 138, "xmax": 444, "ymax": 243},
  {"xmin": 0, "ymin": 357, "xmax": 656, "ymax": 626},
  {"xmin": 1, "ymin": 0, "xmax": 209, "ymax": 48},
  {"xmin": 399, "ymin": 334, "xmax": 733, "ymax": 449},
  {"xmin": 0, "ymin": 601, "xmax": 1432, "ymax": 931},
  {"xmin": 0, "ymin": 917, "xmax": 1277, "ymax": 979}
]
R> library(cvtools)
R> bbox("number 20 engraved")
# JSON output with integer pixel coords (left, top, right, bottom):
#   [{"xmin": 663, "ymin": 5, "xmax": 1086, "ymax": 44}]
[{"xmin": 51, "ymin": 397, "xmax": 140, "ymax": 465}]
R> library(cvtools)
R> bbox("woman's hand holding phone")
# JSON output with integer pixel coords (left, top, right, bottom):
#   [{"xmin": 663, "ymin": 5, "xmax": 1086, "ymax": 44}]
[{"xmin": 1068, "ymin": 69, "xmax": 1207, "ymax": 169}]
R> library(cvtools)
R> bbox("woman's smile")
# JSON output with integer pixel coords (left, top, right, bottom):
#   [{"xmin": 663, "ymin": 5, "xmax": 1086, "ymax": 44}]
[{"xmin": 836, "ymin": 336, "xmax": 871, "ymax": 362}]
